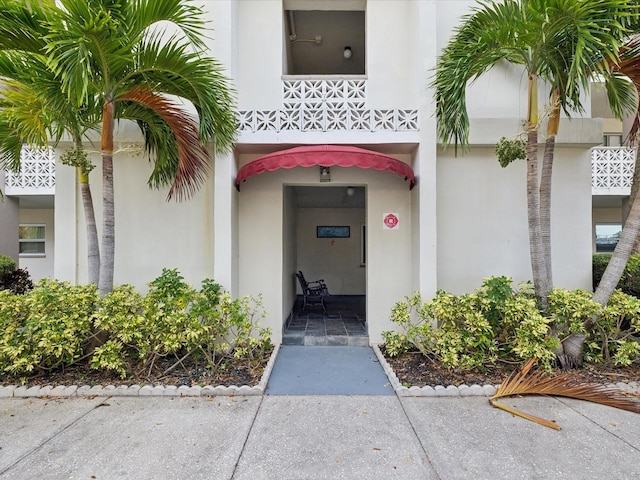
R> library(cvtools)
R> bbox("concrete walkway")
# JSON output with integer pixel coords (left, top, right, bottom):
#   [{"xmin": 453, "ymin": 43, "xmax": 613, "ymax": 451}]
[
  {"xmin": 266, "ymin": 346, "xmax": 394, "ymax": 395},
  {"xmin": 1, "ymin": 394, "xmax": 639, "ymax": 479}
]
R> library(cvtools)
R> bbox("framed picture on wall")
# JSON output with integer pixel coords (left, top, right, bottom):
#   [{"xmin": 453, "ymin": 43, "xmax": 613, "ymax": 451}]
[{"xmin": 317, "ymin": 226, "xmax": 350, "ymax": 238}]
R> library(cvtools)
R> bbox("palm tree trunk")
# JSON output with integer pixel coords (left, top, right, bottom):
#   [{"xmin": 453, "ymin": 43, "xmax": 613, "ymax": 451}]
[
  {"xmin": 540, "ymin": 93, "xmax": 560, "ymax": 291},
  {"xmin": 526, "ymin": 74, "xmax": 550, "ymax": 311},
  {"xmin": 98, "ymin": 100, "xmax": 115, "ymax": 297},
  {"xmin": 527, "ymin": 129, "xmax": 550, "ymax": 311},
  {"xmin": 540, "ymin": 135, "xmax": 555, "ymax": 289},
  {"xmin": 630, "ymin": 152, "xmax": 640, "ymax": 254},
  {"xmin": 79, "ymin": 166, "xmax": 100, "ymax": 285},
  {"xmin": 72, "ymin": 133, "xmax": 100, "ymax": 286}
]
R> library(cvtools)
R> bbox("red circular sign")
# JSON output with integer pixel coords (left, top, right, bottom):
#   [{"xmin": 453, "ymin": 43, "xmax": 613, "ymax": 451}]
[{"xmin": 384, "ymin": 213, "xmax": 399, "ymax": 229}]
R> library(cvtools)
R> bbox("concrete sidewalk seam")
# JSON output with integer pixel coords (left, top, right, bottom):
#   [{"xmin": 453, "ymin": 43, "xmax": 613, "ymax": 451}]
[
  {"xmin": 0, "ymin": 396, "xmax": 110, "ymax": 477},
  {"xmin": 395, "ymin": 396, "xmax": 443, "ymax": 480},
  {"xmin": 229, "ymin": 395, "xmax": 264, "ymax": 480},
  {"xmin": 555, "ymin": 396, "xmax": 640, "ymax": 453}
]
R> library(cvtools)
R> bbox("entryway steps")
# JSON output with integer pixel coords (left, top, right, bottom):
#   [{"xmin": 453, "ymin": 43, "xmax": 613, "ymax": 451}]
[
  {"xmin": 284, "ymin": 295, "xmax": 368, "ymax": 347},
  {"xmin": 283, "ymin": 331, "xmax": 369, "ymax": 347},
  {"xmin": 283, "ymin": 314, "xmax": 368, "ymax": 347}
]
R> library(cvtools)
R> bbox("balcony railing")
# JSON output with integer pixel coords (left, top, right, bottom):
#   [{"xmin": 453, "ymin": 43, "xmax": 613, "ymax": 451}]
[
  {"xmin": 592, "ymin": 146, "xmax": 636, "ymax": 195},
  {"xmin": 238, "ymin": 78, "xmax": 419, "ymax": 133},
  {"xmin": 4, "ymin": 146, "xmax": 55, "ymax": 195}
]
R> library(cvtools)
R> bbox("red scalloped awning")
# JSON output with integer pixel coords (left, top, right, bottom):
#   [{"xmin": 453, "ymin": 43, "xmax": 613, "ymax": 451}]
[{"xmin": 236, "ymin": 145, "xmax": 415, "ymax": 190}]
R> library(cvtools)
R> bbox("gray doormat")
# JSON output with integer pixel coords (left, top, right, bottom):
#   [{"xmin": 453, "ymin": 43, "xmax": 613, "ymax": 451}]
[{"xmin": 265, "ymin": 346, "xmax": 394, "ymax": 395}]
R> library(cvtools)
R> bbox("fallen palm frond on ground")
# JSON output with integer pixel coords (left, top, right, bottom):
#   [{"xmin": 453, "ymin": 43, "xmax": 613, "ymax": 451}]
[{"xmin": 489, "ymin": 359, "xmax": 640, "ymax": 430}]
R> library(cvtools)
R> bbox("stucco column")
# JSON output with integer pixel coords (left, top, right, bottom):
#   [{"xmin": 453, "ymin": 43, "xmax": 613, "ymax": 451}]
[
  {"xmin": 0, "ymin": 172, "xmax": 19, "ymax": 262},
  {"xmin": 415, "ymin": 0, "xmax": 438, "ymax": 299},
  {"xmin": 213, "ymin": 151, "xmax": 238, "ymax": 296},
  {"xmin": 53, "ymin": 151, "xmax": 78, "ymax": 282}
]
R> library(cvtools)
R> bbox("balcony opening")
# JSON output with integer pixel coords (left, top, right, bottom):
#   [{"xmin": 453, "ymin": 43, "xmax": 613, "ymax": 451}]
[
  {"xmin": 283, "ymin": 1, "xmax": 365, "ymax": 76},
  {"xmin": 595, "ymin": 223, "xmax": 621, "ymax": 253}
]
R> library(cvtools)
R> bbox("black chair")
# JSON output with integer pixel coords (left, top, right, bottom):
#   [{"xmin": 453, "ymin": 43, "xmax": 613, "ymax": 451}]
[{"xmin": 296, "ymin": 271, "xmax": 329, "ymax": 314}]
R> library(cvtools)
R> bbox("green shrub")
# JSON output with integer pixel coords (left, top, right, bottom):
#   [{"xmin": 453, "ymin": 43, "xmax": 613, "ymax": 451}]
[
  {"xmin": 0, "ymin": 279, "xmax": 98, "ymax": 375},
  {"xmin": 593, "ymin": 254, "xmax": 640, "ymax": 298},
  {"xmin": 0, "ymin": 255, "xmax": 16, "ymax": 277},
  {"xmin": 548, "ymin": 289, "xmax": 601, "ymax": 335},
  {"xmin": 593, "ymin": 290, "xmax": 640, "ymax": 366},
  {"xmin": 91, "ymin": 269, "xmax": 272, "ymax": 378},
  {"xmin": 2, "ymin": 268, "xmax": 33, "ymax": 294},
  {"xmin": 384, "ymin": 277, "xmax": 640, "ymax": 370},
  {"xmin": 383, "ymin": 277, "xmax": 557, "ymax": 371},
  {"xmin": 0, "ymin": 269, "xmax": 272, "ymax": 380},
  {"xmin": 91, "ymin": 284, "xmax": 147, "ymax": 377}
]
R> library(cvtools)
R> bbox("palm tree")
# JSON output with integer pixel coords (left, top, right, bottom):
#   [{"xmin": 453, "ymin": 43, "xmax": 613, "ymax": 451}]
[
  {"xmin": 0, "ymin": 0, "xmax": 237, "ymax": 296},
  {"xmin": 433, "ymin": 0, "xmax": 635, "ymax": 312},
  {"xmin": 0, "ymin": 49, "xmax": 102, "ymax": 285}
]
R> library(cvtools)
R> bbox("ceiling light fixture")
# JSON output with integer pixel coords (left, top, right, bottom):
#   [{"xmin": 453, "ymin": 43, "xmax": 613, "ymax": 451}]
[
  {"xmin": 320, "ymin": 166, "xmax": 331, "ymax": 182},
  {"xmin": 343, "ymin": 46, "xmax": 352, "ymax": 59}
]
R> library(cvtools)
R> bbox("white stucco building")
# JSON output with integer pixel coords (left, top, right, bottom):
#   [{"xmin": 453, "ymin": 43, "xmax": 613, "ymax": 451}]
[{"xmin": 1, "ymin": 0, "xmax": 629, "ymax": 344}]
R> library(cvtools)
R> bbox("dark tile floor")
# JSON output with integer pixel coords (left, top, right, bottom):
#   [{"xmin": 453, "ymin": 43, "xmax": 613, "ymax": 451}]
[{"xmin": 283, "ymin": 296, "xmax": 368, "ymax": 346}]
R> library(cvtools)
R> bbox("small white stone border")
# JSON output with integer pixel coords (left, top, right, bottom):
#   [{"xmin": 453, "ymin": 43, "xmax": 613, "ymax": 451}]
[
  {"xmin": 0, "ymin": 344, "xmax": 281, "ymax": 399},
  {"xmin": 373, "ymin": 343, "xmax": 497, "ymax": 397},
  {"xmin": 373, "ymin": 344, "xmax": 640, "ymax": 397}
]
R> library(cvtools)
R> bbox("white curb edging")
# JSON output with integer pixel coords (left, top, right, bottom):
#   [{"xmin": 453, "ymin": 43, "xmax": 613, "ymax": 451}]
[
  {"xmin": 0, "ymin": 344, "xmax": 281, "ymax": 398},
  {"xmin": 372, "ymin": 344, "xmax": 499, "ymax": 397},
  {"xmin": 373, "ymin": 344, "xmax": 640, "ymax": 397}
]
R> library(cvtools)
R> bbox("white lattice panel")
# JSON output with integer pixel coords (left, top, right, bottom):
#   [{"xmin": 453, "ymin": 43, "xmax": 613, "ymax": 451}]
[
  {"xmin": 5, "ymin": 146, "xmax": 55, "ymax": 194},
  {"xmin": 240, "ymin": 79, "xmax": 418, "ymax": 133},
  {"xmin": 591, "ymin": 147, "xmax": 636, "ymax": 194}
]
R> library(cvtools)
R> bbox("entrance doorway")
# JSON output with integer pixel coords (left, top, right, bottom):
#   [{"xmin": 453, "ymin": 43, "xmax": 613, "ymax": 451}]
[{"xmin": 282, "ymin": 185, "xmax": 367, "ymax": 346}]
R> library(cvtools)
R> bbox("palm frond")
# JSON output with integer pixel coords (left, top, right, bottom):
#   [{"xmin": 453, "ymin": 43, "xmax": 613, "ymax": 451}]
[
  {"xmin": 489, "ymin": 359, "xmax": 640, "ymax": 430},
  {"xmin": 128, "ymin": 0, "xmax": 208, "ymax": 50},
  {"xmin": 119, "ymin": 87, "xmax": 211, "ymax": 201},
  {"xmin": 0, "ymin": 121, "xmax": 27, "ymax": 172},
  {"xmin": 0, "ymin": 0, "xmax": 51, "ymax": 53},
  {"xmin": 432, "ymin": 0, "xmax": 527, "ymax": 150},
  {"xmin": 128, "ymin": 31, "xmax": 237, "ymax": 154},
  {"xmin": 45, "ymin": 0, "xmax": 135, "ymax": 106},
  {"xmin": 432, "ymin": 0, "xmax": 638, "ymax": 149}
]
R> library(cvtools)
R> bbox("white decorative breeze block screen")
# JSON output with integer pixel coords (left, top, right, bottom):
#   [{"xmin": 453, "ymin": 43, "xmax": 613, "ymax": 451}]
[
  {"xmin": 591, "ymin": 147, "xmax": 636, "ymax": 193},
  {"xmin": 238, "ymin": 79, "xmax": 419, "ymax": 133},
  {"xmin": 5, "ymin": 146, "xmax": 55, "ymax": 192}
]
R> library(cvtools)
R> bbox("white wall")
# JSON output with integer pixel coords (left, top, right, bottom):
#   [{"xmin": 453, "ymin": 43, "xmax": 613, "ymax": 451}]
[
  {"xmin": 296, "ymin": 207, "xmax": 365, "ymax": 295},
  {"xmin": 236, "ymin": 0, "xmax": 284, "ymax": 109},
  {"xmin": 238, "ymin": 170, "xmax": 284, "ymax": 343},
  {"xmin": 18, "ymin": 208, "xmax": 54, "ymax": 281},
  {"xmin": 55, "ymin": 147, "xmax": 216, "ymax": 292},
  {"xmin": 437, "ymin": 145, "xmax": 593, "ymax": 294},
  {"xmin": 282, "ymin": 186, "xmax": 298, "ymax": 324},
  {"xmin": 366, "ymin": 1, "xmax": 417, "ymax": 107}
]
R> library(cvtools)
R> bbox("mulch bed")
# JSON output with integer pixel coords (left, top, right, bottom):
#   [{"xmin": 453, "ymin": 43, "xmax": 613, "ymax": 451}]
[
  {"xmin": 381, "ymin": 348, "xmax": 640, "ymax": 388},
  {"xmin": 3, "ymin": 346, "xmax": 639, "ymax": 391},
  {"xmin": 0, "ymin": 351, "xmax": 273, "ymax": 388}
]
